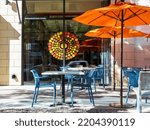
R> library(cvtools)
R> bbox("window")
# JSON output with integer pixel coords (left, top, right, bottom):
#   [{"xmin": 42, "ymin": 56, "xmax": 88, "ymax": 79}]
[{"xmin": 23, "ymin": 0, "xmax": 111, "ymax": 84}]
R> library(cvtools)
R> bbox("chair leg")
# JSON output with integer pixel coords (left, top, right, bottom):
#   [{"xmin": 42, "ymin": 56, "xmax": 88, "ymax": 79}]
[
  {"xmin": 125, "ymin": 85, "xmax": 130, "ymax": 104},
  {"xmin": 136, "ymin": 91, "xmax": 142, "ymax": 113},
  {"xmin": 145, "ymin": 97, "xmax": 148, "ymax": 103},
  {"xmin": 70, "ymin": 85, "xmax": 74, "ymax": 106},
  {"xmin": 53, "ymin": 84, "xmax": 56, "ymax": 106},
  {"xmin": 35, "ymin": 87, "xmax": 39, "ymax": 103},
  {"xmin": 87, "ymin": 87, "xmax": 92, "ymax": 102},
  {"xmin": 31, "ymin": 92, "xmax": 36, "ymax": 107},
  {"xmin": 32, "ymin": 87, "xmax": 38, "ymax": 107},
  {"xmin": 93, "ymin": 78, "xmax": 96, "ymax": 92},
  {"xmin": 87, "ymin": 85, "xmax": 95, "ymax": 106},
  {"xmin": 67, "ymin": 78, "xmax": 71, "ymax": 91},
  {"xmin": 89, "ymin": 87, "xmax": 95, "ymax": 106}
]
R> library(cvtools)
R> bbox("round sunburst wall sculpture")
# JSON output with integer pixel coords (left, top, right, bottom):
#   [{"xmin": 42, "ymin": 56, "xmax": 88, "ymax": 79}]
[{"xmin": 48, "ymin": 32, "xmax": 80, "ymax": 60}]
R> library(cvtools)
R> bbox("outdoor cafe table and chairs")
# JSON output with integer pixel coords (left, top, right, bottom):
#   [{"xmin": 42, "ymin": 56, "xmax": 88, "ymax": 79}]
[
  {"xmin": 30, "ymin": 65, "xmax": 150, "ymax": 112},
  {"xmin": 41, "ymin": 66, "xmax": 98, "ymax": 106}
]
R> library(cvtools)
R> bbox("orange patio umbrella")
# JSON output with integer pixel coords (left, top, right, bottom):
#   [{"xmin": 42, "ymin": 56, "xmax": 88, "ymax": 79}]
[
  {"xmin": 80, "ymin": 39, "xmax": 102, "ymax": 51},
  {"xmin": 145, "ymin": 34, "xmax": 150, "ymax": 42},
  {"xmin": 85, "ymin": 26, "xmax": 147, "ymax": 91},
  {"xmin": 73, "ymin": 2, "xmax": 150, "ymax": 27},
  {"xmin": 85, "ymin": 26, "xmax": 147, "ymax": 38},
  {"xmin": 145, "ymin": 34, "xmax": 150, "ymax": 38},
  {"xmin": 73, "ymin": 1, "xmax": 150, "ymax": 107}
]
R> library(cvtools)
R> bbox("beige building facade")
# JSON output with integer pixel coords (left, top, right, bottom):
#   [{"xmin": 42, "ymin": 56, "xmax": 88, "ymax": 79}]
[
  {"xmin": 0, "ymin": 0, "xmax": 22, "ymax": 85},
  {"xmin": 1, "ymin": 0, "xmax": 150, "ymax": 86}
]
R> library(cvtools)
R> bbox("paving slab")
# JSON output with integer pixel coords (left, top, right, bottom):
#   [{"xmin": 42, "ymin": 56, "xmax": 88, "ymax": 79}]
[{"xmin": 0, "ymin": 84, "xmax": 150, "ymax": 113}]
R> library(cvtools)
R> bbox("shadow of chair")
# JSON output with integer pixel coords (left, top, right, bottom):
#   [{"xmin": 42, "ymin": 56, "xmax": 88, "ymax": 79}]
[
  {"xmin": 30, "ymin": 69, "xmax": 56, "ymax": 107},
  {"xmin": 70, "ymin": 69, "xmax": 97, "ymax": 106},
  {"xmin": 137, "ymin": 71, "xmax": 150, "ymax": 112}
]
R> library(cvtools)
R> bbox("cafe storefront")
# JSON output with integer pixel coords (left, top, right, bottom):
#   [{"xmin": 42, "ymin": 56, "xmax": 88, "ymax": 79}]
[
  {"xmin": 23, "ymin": 0, "xmax": 111, "ymax": 84},
  {"xmin": 0, "ymin": 0, "xmax": 111, "ymax": 85}
]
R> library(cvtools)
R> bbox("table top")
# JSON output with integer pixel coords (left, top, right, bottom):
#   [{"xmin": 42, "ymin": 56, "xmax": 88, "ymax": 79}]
[
  {"xmin": 67, "ymin": 67, "xmax": 96, "ymax": 71},
  {"xmin": 42, "ymin": 70, "xmax": 85, "ymax": 76}
]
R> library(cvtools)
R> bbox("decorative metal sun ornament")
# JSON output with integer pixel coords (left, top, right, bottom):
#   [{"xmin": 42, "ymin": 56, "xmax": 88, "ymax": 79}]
[{"xmin": 48, "ymin": 32, "xmax": 80, "ymax": 60}]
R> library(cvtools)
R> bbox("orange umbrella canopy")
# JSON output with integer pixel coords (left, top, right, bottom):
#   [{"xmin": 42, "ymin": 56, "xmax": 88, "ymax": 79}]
[
  {"xmin": 80, "ymin": 39, "xmax": 102, "ymax": 51},
  {"xmin": 73, "ymin": 2, "xmax": 150, "ymax": 27},
  {"xmin": 145, "ymin": 34, "xmax": 150, "ymax": 38},
  {"xmin": 85, "ymin": 26, "xmax": 146, "ymax": 91},
  {"xmin": 85, "ymin": 26, "xmax": 147, "ymax": 38}
]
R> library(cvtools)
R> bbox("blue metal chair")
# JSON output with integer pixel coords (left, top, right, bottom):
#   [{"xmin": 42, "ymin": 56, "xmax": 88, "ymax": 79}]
[
  {"xmin": 94, "ymin": 67, "xmax": 104, "ymax": 91},
  {"xmin": 60, "ymin": 66, "xmax": 82, "ymax": 90},
  {"xmin": 70, "ymin": 69, "xmax": 97, "ymax": 106},
  {"xmin": 30, "ymin": 69, "xmax": 56, "ymax": 107},
  {"xmin": 137, "ymin": 71, "xmax": 150, "ymax": 112},
  {"xmin": 122, "ymin": 68, "xmax": 140, "ymax": 104}
]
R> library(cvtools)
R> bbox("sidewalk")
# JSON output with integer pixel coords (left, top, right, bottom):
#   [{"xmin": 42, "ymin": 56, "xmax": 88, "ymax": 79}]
[{"xmin": 0, "ymin": 84, "xmax": 150, "ymax": 113}]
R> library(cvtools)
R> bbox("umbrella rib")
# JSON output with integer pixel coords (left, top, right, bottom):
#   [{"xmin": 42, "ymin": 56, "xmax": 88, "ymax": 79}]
[
  {"xmin": 107, "ymin": 32, "xmax": 119, "ymax": 37},
  {"xmin": 95, "ymin": 31, "xmax": 108, "ymax": 38},
  {"xmin": 99, "ymin": 10, "xmax": 123, "ymax": 26},
  {"xmin": 98, "ymin": 32, "xmax": 107, "ymax": 37},
  {"xmin": 97, "ymin": 30, "xmax": 118, "ymax": 38},
  {"xmin": 100, "ymin": 11, "xmax": 121, "ymax": 20},
  {"xmin": 124, "ymin": 8, "xmax": 149, "ymax": 24},
  {"xmin": 88, "ymin": 11, "xmax": 121, "ymax": 25},
  {"xmin": 114, "ymin": 10, "xmax": 122, "ymax": 26},
  {"xmin": 88, "ymin": 13, "xmax": 104, "ymax": 24}
]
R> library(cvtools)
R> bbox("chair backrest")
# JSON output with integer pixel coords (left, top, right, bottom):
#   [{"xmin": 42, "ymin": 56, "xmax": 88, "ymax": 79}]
[
  {"xmin": 139, "ymin": 71, "xmax": 150, "ymax": 91},
  {"xmin": 96, "ymin": 67, "xmax": 103, "ymax": 79},
  {"xmin": 85, "ymin": 69, "xmax": 97, "ymax": 84},
  {"xmin": 122, "ymin": 67, "xmax": 128, "ymax": 77},
  {"xmin": 129, "ymin": 71, "xmax": 139, "ymax": 87},
  {"xmin": 30, "ymin": 69, "xmax": 40, "ymax": 87},
  {"xmin": 60, "ymin": 66, "xmax": 70, "ymax": 71},
  {"xmin": 67, "ymin": 60, "xmax": 89, "ymax": 67},
  {"xmin": 60, "ymin": 66, "xmax": 72, "ymax": 79},
  {"xmin": 123, "ymin": 68, "xmax": 140, "ymax": 87},
  {"xmin": 30, "ymin": 69, "xmax": 40, "ymax": 78},
  {"xmin": 136, "ymin": 71, "xmax": 150, "ymax": 113}
]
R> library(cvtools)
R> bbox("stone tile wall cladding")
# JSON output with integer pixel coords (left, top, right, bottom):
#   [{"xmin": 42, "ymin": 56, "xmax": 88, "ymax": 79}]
[{"xmin": 0, "ymin": 1, "xmax": 22, "ymax": 85}]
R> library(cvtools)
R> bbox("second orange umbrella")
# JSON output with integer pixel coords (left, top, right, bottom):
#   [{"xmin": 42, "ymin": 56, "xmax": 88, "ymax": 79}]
[{"xmin": 85, "ymin": 26, "xmax": 147, "ymax": 90}]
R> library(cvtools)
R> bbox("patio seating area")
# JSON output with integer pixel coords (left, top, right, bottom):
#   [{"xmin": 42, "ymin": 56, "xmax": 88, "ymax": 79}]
[{"xmin": 0, "ymin": 83, "xmax": 150, "ymax": 113}]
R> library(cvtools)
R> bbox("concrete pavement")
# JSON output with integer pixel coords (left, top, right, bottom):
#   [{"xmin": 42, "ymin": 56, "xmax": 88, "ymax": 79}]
[{"xmin": 0, "ymin": 84, "xmax": 150, "ymax": 113}]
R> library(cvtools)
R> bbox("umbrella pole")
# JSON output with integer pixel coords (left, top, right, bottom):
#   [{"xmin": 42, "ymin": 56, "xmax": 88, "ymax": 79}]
[
  {"xmin": 113, "ymin": 36, "xmax": 116, "ymax": 91},
  {"xmin": 62, "ymin": 0, "xmax": 66, "ymax": 103},
  {"xmin": 63, "ymin": 0, "xmax": 66, "ymax": 68},
  {"xmin": 110, "ymin": 8, "xmax": 125, "ymax": 108},
  {"xmin": 120, "ymin": 9, "xmax": 124, "ymax": 107},
  {"xmin": 102, "ymin": 38, "xmax": 105, "ymax": 88}
]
